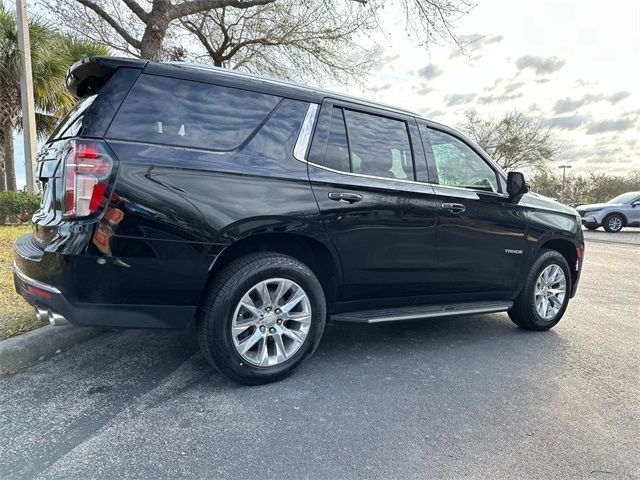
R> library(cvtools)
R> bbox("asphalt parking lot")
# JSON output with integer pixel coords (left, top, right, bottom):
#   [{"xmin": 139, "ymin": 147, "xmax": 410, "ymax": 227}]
[{"xmin": 1, "ymin": 235, "xmax": 639, "ymax": 479}]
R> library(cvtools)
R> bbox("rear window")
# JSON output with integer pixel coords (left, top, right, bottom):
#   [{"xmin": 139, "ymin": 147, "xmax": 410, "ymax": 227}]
[
  {"xmin": 108, "ymin": 74, "xmax": 281, "ymax": 150},
  {"xmin": 47, "ymin": 95, "xmax": 97, "ymax": 142}
]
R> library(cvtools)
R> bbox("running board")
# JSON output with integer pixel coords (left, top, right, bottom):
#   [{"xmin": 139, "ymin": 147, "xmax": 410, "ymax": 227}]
[{"xmin": 330, "ymin": 301, "xmax": 513, "ymax": 324}]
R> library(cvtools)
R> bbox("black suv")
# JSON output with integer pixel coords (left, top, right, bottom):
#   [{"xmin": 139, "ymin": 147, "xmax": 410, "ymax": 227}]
[{"xmin": 14, "ymin": 57, "xmax": 584, "ymax": 384}]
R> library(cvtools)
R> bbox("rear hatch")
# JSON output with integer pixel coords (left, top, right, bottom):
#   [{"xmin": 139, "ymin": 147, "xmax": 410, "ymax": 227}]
[{"xmin": 31, "ymin": 57, "xmax": 146, "ymax": 246}]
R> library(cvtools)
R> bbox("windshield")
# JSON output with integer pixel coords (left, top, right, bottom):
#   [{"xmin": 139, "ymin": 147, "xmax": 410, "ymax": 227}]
[{"xmin": 608, "ymin": 192, "xmax": 640, "ymax": 204}]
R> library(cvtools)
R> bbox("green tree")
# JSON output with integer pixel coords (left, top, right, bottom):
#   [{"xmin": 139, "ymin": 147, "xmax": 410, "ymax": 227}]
[
  {"xmin": 530, "ymin": 169, "xmax": 640, "ymax": 204},
  {"xmin": 0, "ymin": 4, "xmax": 108, "ymax": 191}
]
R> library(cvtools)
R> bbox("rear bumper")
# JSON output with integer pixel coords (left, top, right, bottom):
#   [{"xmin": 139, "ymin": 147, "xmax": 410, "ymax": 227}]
[
  {"xmin": 13, "ymin": 263, "xmax": 195, "ymax": 329},
  {"xmin": 13, "ymin": 228, "xmax": 200, "ymax": 330}
]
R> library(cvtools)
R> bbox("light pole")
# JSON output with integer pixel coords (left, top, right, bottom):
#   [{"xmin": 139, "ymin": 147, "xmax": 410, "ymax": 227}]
[
  {"xmin": 16, "ymin": 0, "xmax": 37, "ymax": 194},
  {"xmin": 558, "ymin": 164, "xmax": 572, "ymax": 203}
]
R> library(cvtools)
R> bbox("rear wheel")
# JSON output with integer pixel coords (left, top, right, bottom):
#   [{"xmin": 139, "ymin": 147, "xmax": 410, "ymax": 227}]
[
  {"xmin": 509, "ymin": 249, "xmax": 571, "ymax": 331},
  {"xmin": 603, "ymin": 214, "xmax": 624, "ymax": 233},
  {"xmin": 198, "ymin": 253, "xmax": 326, "ymax": 384}
]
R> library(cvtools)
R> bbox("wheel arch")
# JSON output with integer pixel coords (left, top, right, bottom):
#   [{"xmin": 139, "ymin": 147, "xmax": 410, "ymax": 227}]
[
  {"xmin": 205, "ymin": 231, "xmax": 342, "ymax": 308},
  {"xmin": 537, "ymin": 237, "xmax": 580, "ymax": 289},
  {"xmin": 602, "ymin": 210, "xmax": 628, "ymax": 226}
]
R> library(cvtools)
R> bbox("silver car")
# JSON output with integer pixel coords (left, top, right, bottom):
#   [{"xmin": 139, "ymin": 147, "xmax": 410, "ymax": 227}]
[{"xmin": 576, "ymin": 191, "xmax": 640, "ymax": 232}]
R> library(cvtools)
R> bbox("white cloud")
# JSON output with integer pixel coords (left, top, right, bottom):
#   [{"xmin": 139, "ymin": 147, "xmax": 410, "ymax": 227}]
[{"xmin": 515, "ymin": 55, "xmax": 566, "ymax": 75}]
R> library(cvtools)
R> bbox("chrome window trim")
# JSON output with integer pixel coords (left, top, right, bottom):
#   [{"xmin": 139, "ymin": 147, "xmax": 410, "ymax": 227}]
[
  {"xmin": 13, "ymin": 263, "xmax": 61, "ymax": 294},
  {"xmin": 293, "ymin": 103, "xmax": 319, "ymax": 162},
  {"xmin": 293, "ymin": 102, "xmax": 510, "ymax": 198},
  {"xmin": 433, "ymin": 183, "xmax": 510, "ymax": 199},
  {"xmin": 306, "ymin": 153, "xmax": 509, "ymax": 198}
]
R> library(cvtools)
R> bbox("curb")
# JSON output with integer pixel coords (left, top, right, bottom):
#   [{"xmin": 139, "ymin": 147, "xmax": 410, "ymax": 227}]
[{"xmin": 0, "ymin": 324, "xmax": 106, "ymax": 375}]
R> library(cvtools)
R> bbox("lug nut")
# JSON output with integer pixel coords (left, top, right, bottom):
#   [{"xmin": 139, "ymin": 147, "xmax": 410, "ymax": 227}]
[
  {"xmin": 260, "ymin": 325, "xmax": 266, "ymax": 333},
  {"xmin": 276, "ymin": 319, "xmax": 283, "ymax": 325},
  {"xmin": 265, "ymin": 306, "xmax": 272, "ymax": 312},
  {"xmin": 269, "ymin": 327, "xmax": 276, "ymax": 334},
  {"xmin": 275, "ymin": 308, "xmax": 282, "ymax": 314}
]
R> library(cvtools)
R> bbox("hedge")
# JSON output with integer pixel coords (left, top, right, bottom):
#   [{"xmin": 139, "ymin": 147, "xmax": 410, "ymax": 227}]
[{"xmin": 0, "ymin": 191, "xmax": 41, "ymax": 225}]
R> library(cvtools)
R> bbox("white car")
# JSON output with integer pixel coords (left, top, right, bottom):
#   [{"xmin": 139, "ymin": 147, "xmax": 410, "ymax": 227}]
[{"xmin": 576, "ymin": 191, "xmax": 640, "ymax": 232}]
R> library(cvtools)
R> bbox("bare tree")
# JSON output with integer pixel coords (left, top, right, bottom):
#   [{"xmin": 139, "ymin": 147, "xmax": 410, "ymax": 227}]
[
  {"xmin": 41, "ymin": 0, "xmax": 474, "ymax": 81},
  {"xmin": 42, "ymin": 0, "xmax": 276, "ymax": 61},
  {"xmin": 178, "ymin": 2, "xmax": 376, "ymax": 84},
  {"xmin": 460, "ymin": 110, "xmax": 560, "ymax": 173}
]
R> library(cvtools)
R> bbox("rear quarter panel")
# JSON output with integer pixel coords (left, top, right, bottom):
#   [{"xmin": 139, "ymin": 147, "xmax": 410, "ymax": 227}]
[{"xmin": 73, "ymin": 98, "xmax": 332, "ymax": 308}]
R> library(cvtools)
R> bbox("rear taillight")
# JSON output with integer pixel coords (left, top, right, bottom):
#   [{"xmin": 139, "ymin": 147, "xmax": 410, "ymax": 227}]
[{"xmin": 64, "ymin": 141, "xmax": 114, "ymax": 218}]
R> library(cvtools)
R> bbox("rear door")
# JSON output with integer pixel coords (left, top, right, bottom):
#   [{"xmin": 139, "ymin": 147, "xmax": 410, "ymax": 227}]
[
  {"xmin": 420, "ymin": 123, "xmax": 528, "ymax": 295},
  {"xmin": 307, "ymin": 101, "xmax": 439, "ymax": 303}
]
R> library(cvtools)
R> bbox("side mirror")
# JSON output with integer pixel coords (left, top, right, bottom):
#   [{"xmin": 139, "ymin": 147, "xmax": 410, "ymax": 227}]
[
  {"xmin": 632, "ymin": 202, "xmax": 640, "ymax": 208},
  {"xmin": 507, "ymin": 171, "xmax": 529, "ymax": 198}
]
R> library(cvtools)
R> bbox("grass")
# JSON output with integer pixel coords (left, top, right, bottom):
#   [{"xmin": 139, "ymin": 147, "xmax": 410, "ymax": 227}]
[{"xmin": 0, "ymin": 225, "xmax": 42, "ymax": 340}]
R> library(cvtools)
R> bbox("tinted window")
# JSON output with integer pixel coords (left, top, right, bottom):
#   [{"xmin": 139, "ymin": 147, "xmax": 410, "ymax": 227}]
[
  {"xmin": 48, "ymin": 95, "xmax": 97, "ymax": 141},
  {"xmin": 108, "ymin": 75, "xmax": 281, "ymax": 150},
  {"xmin": 344, "ymin": 110, "xmax": 413, "ymax": 180},
  {"xmin": 427, "ymin": 128, "xmax": 498, "ymax": 192},
  {"xmin": 323, "ymin": 107, "xmax": 350, "ymax": 171}
]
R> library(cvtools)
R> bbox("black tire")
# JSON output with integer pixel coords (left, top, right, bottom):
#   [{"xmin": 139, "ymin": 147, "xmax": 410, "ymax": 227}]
[
  {"xmin": 603, "ymin": 214, "xmax": 624, "ymax": 233},
  {"xmin": 197, "ymin": 252, "xmax": 326, "ymax": 385},
  {"xmin": 585, "ymin": 225, "xmax": 598, "ymax": 231},
  {"xmin": 508, "ymin": 249, "xmax": 572, "ymax": 331}
]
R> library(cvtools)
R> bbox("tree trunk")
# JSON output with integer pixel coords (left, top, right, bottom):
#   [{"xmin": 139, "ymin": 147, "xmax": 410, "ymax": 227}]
[
  {"xmin": 140, "ymin": 26, "xmax": 168, "ymax": 60},
  {"xmin": 3, "ymin": 124, "xmax": 16, "ymax": 191},
  {"xmin": 0, "ymin": 128, "xmax": 6, "ymax": 192},
  {"xmin": 139, "ymin": 6, "xmax": 170, "ymax": 61}
]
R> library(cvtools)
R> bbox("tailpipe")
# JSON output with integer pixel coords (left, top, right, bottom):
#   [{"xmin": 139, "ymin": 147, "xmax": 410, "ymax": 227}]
[
  {"xmin": 48, "ymin": 311, "xmax": 70, "ymax": 326},
  {"xmin": 35, "ymin": 308, "xmax": 70, "ymax": 326},
  {"xmin": 35, "ymin": 307, "xmax": 49, "ymax": 323}
]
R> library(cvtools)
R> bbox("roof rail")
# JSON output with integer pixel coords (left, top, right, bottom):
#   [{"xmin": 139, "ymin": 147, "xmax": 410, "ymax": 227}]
[{"xmin": 162, "ymin": 60, "xmax": 419, "ymax": 117}]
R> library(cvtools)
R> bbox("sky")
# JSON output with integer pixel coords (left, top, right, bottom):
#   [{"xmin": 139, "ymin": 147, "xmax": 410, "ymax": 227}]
[
  {"xmin": 335, "ymin": 0, "xmax": 640, "ymax": 176},
  {"xmin": 11, "ymin": 0, "xmax": 640, "ymax": 188}
]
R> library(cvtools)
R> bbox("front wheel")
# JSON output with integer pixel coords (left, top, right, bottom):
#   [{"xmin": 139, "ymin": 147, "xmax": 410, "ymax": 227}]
[
  {"xmin": 197, "ymin": 253, "xmax": 326, "ymax": 385},
  {"xmin": 603, "ymin": 214, "xmax": 624, "ymax": 233},
  {"xmin": 509, "ymin": 250, "xmax": 572, "ymax": 331}
]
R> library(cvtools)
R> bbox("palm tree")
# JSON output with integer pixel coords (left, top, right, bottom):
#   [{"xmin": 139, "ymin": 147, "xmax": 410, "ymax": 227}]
[{"xmin": 0, "ymin": 5, "xmax": 108, "ymax": 191}]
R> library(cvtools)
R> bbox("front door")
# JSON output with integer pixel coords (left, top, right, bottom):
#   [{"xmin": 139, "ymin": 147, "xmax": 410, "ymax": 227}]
[
  {"xmin": 626, "ymin": 195, "xmax": 640, "ymax": 224},
  {"xmin": 306, "ymin": 102, "xmax": 439, "ymax": 303},
  {"xmin": 420, "ymin": 124, "xmax": 528, "ymax": 295}
]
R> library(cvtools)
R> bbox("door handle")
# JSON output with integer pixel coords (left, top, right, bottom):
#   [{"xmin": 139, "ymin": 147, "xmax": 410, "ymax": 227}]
[
  {"xmin": 441, "ymin": 202, "xmax": 466, "ymax": 214},
  {"xmin": 328, "ymin": 192, "xmax": 363, "ymax": 204}
]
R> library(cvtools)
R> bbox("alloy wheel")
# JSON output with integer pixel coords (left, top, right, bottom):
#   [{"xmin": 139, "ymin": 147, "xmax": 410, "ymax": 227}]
[
  {"xmin": 608, "ymin": 216, "xmax": 622, "ymax": 232},
  {"xmin": 534, "ymin": 264, "xmax": 567, "ymax": 320},
  {"xmin": 231, "ymin": 278, "xmax": 312, "ymax": 367}
]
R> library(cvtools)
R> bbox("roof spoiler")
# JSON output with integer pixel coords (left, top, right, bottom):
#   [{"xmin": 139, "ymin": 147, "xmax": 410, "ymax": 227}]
[{"xmin": 66, "ymin": 56, "xmax": 148, "ymax": 99}]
